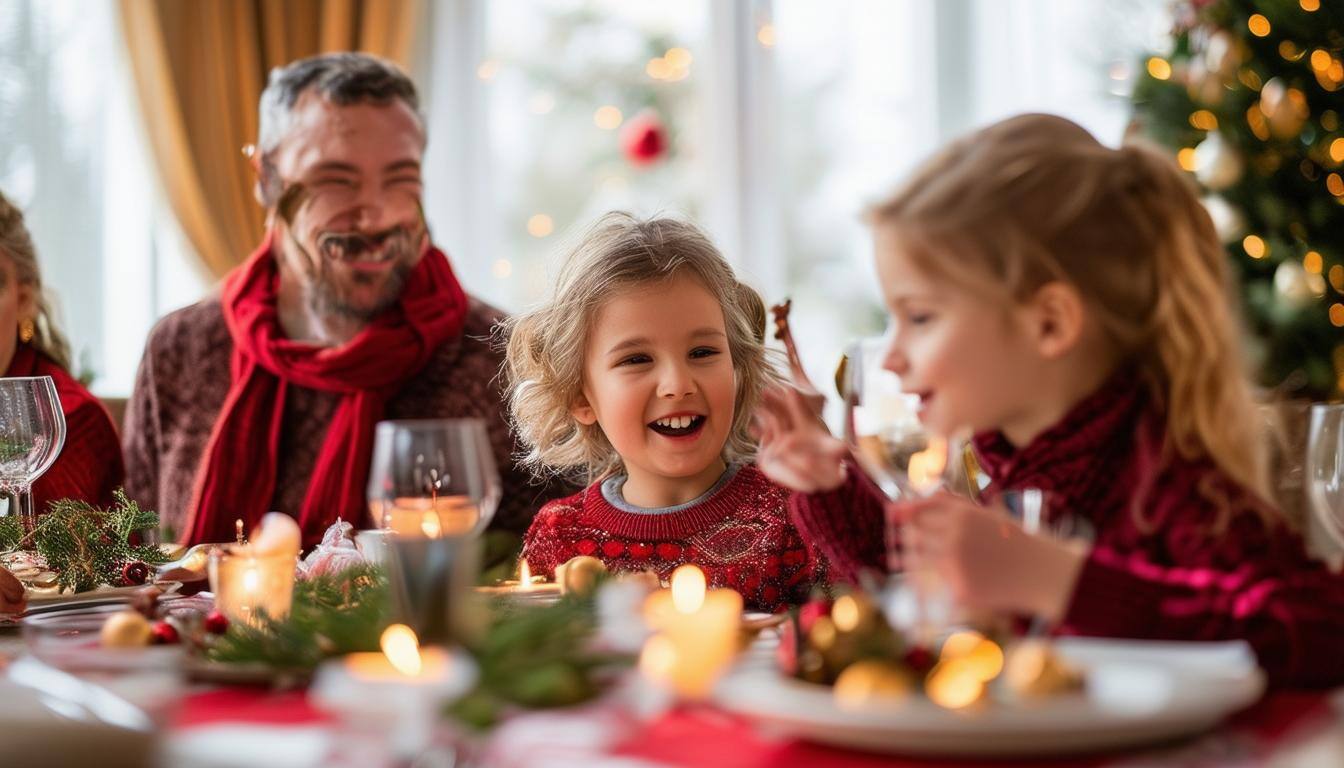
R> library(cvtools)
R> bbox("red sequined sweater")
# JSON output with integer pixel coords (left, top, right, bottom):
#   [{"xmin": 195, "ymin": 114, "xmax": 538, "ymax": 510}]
[
  {"xmin": 522, "ymin": 464, "xmax": 823, "ymax": 611},
  {"xmin": 791, "ymin": 371, "xmax": 1344, "ymax": 688}
]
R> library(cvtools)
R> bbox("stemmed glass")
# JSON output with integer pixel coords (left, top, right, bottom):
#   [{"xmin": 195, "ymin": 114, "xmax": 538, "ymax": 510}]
[
  {"xmin": 998, "ymin": 488, "xmax": 1095, "ymax": 636},
  {"xmin": 367, "ymin": 419, "xmax": 501, "ymax": 539},
  {"xmin": 0, "ymin": 376, "xmax": 66, "ymax": 540},
  {"xmin": 840, "ymin": 337, "xmax": 971, "ymax": 640},
  {"xmin": 1307, "ymin": 404, "xmax": 1344, "ymax": 552},
  {"xmin": 367, "ymin": 419, "xmax": 500, "ymax": 645}
]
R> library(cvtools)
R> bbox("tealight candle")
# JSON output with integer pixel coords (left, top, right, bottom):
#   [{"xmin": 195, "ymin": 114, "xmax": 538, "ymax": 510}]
[
  {"xmin": 207, "ymin": 545, "xmax": 297, "ymax": 629},
  {"xmin": 475, "ymin": 559, "xmax": 562, "ymax": 603},
  {"xmin": 378, "ymin": 495, "xmax": 481, "ymax": 539},
  {"xmin": 641, "ymin": 564, "xmax": 743, "ymax": 699},
  {"xmin": 312, "ymin": 625, "xmax": 476, "ymax": 759},
  {"xmin": 207, "ymin": 514, "xmax": 301, "ymax": 630}
]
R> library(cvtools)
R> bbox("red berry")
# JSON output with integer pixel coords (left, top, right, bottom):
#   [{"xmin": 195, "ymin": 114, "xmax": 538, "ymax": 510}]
[
  {"xmin": 204, "ymin": 611, "xmax": 229, "ymax": 635},
  {"xmin": 151, "ymin": 621, "xmax": 179, "ymax": 645},
  {"xmin": 120, "ymin": 561, "xmax": 150, "ymax": 586},
  {"xmin": 903, "ymin": 645, "xmax": 936, "ymax": 675}
]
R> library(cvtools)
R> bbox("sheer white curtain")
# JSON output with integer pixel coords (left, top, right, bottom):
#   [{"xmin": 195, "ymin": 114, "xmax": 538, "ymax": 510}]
[{"xmin": 0, "ymin": 0, "xmax": 207, "ymax": 397}]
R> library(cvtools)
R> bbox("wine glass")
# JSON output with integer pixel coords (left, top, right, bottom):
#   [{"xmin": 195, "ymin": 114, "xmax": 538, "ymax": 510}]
[
  {"xmin": 840, "ymin": 337, "xmax": 969, "ymax": 642},
  {"xmin": 998, "ymin": 488, "xmax": 1095, "ymax": 635},
  {"xmin": 1307, "ymin": 404, "xmax": 1344, "ymax": 553},
  {"xmin": 0, "ymin": 376, "xmax": 66, "ymax": 539},
  {"xmin": 366, "ymin": 419, "xmax": 501, "ymax": 539}
]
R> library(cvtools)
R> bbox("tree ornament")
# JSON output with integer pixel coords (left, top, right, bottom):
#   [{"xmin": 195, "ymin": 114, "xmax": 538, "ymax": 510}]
[
  {"xmin": 1201, "ymin": 195, "xmax": 1245, "ymax": 242},
  {"xmin": 120, "ymin": 560, "xmax": 150, "ymax": 586},
  {"xmin": 619, "ymin": 110, "xmax": 668, "ymax": 166},
  {"xmin": 1193, "ymin": 132, "xmax": 1244, "ymax": 190},
  {"xmin": 555, "ymin": 555, "xmax": 607, "ymax": 596},
  {"xmin": 1274, "ymin": 260, "xmax": 1318, "ymax": 307},
  {"xmin": 833, "ymin": 659, "xmax": 914, "ymax": 709},
  {"xmin": 151, "ymin": 620, "xmax": 180, "ymax": 645},
  {"xmin": 100, "ymin": 610, "xmax": 152, "ymax": 648},
  {"xmin": 204, "ymin": 610, "xmax": 230, "ymax": 635}
]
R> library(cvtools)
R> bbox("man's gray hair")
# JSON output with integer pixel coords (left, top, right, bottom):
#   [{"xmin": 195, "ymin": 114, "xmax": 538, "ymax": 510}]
[{"xmin": 256, "ymin": 52, "xmax": 423, "ymax": 154}]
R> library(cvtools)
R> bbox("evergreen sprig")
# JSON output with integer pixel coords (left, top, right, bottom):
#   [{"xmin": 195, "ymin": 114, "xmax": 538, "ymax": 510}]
[
  {"xmin": 449, "ymin": 590, "xmax": 635, "ymax": 730},
  {"xmin": 206, "ymin": 564, "xmax": 392, "ymax": 670},
  {"xmin": 0, "ymin": 489, "xmax": 167, "ymax": 592}
]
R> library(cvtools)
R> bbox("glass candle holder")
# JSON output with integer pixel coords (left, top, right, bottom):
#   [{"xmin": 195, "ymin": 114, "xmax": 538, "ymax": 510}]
[{"xmin": 207, "ymin": 545, "xmax": 298, "ymax": 630}]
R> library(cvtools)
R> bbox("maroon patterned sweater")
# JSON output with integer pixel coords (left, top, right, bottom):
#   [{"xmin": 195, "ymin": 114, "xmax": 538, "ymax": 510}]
[
  {"xmin": 122, "ymin": 296, "xmax": 568, "ymax": 540},
  {"xmin": 791, "ymin": 372, "xmax": 1344, "ymax": 688},
  {"xmin": 522, "ymin": 464, "xmax": 824, "ymax": 611}
]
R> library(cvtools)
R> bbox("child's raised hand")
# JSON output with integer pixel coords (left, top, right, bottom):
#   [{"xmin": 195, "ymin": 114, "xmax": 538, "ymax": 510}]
[
  {"xmin": 754, "ymin": 384, "xmax": 848, "ymax": 493},
  {"xmin": 895, "ymin": 494, "xmax": 1087, "ymax": 622}
]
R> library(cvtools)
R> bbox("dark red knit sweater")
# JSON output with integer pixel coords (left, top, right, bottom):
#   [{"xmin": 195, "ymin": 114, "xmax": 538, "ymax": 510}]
[
  {"xmin": 5, "ymin": 344, "xmax": 123, "ymax": 512},
  {"xmin": 522, "ymin": 464, "xmax": 823, "ymax": 612},
  {"xmin": 791, "ymin": 371, "xmax": 1344, "ymax": 688}
]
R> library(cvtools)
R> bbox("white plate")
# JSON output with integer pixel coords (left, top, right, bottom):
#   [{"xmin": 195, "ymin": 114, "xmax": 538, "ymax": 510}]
[{"xmin": 715, "ymin": 636, "xmax": 1265, "ymax": 757}]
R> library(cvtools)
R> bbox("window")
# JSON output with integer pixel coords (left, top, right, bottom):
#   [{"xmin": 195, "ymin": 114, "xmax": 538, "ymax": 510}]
[
  {"xmin": 2, "ymin": 0, "xmax": 1169, "ymax": 397},
  {"xmin": 0, "ymin": 0, "xmax": 207, "ymax": 397}
]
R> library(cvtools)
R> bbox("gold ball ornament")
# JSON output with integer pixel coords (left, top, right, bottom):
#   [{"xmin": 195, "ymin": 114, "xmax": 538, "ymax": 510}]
[
  {"xmin": 833, "ymin": 659, "xmax": 914, "ymax": 710},
  {"xmin": 100, "ymin": 610, "xmax": 153, "ymax": 648},
  {"xmin": 1193, "ymin": 133, "xmax": 1244, "ymax": 191},
  {"xmin": 554, "ymin": 555, "xmax": 607, "ymax": 596},
  {"xmin": 1002, "ymin": 639, "xmax": 1084, "ymax": 699}
]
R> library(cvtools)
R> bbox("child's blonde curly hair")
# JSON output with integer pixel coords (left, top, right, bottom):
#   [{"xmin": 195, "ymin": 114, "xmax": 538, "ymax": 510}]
[{"xmin": 502, "ymin": 212, "xmax": 778, "ymax": 483}]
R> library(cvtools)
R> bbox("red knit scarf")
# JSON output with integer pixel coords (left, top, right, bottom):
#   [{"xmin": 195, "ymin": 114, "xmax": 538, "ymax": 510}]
[{"xmin": 183, "ymin": 232, "xmax": 469, "ymax": 547}]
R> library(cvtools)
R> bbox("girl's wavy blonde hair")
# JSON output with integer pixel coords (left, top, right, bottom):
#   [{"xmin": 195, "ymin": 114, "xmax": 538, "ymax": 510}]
[
  {"xmin": 503, "ymin": 212, "xmax": 776, "ymax": 483},
  {"xmin": 869, "ymin": 113, "xmax": 1270, "ymax": 526},
  {"xmin": 0, "ymin": 190, "xmax": 72, "ymax": 371}
]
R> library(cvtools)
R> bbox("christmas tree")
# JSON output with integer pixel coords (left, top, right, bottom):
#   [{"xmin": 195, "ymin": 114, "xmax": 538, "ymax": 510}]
[{"xmin": 1131, "ymin": 0, "xmax": 1344, "ymax": 399}]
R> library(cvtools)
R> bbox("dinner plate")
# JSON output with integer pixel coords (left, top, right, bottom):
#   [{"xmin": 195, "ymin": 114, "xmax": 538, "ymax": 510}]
[{"xmin": 715, "ymin": 636, "xmax": 1265, "ymax": 757}]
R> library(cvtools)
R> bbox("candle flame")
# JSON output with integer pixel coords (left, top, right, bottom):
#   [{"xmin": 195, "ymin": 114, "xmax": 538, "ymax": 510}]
[
  {"xmin": 519, "ymin": 559, "xmax": 533, "ymax": 589},
  {"xmin": 420, "ymin": 511, "xmax": 442, "ymax": 539},
  {"xmin": 670, "ymin": 564, "xmax": 706, "ymax": 614},
  {"xmin": 235, "ymin": 518, "xmax": 245, "ymax": 544},
  {"xmin": 907, "ymin": 436, "xmax": 948, "ymax": 494},
  {"xmin": 380, "ymin": 624, "xmax": 423, "ymax": 676},
  {"xmin": 242, "ymin": 566, "xmax": 260, "ymax": 592}
]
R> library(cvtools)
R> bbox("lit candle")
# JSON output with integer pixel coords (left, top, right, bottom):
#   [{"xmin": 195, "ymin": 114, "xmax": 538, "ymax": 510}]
[
  {"xmin": 906, "ymin": 435, "xmax": 948, "ymax": 495},
  {"xmin": 378, "ymin": 495, "xmax": 481, "ymax": 539},
  {"xmin": 641, "ymin": 564, "xmax": 743, "ymax": 699},
  {"xmin": 207, "ymin": 513, "xmax": 300, "ymax": 630},
  {"xmin": 311, "ymin": 624, "xmax": 476, "ymax": 759},
  {"xmin": 475, "ymin": 558, "xmax": 562, "ymax": 603}
]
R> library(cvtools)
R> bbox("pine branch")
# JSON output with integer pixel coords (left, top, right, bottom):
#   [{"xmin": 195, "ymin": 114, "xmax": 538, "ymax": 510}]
[
  {"xmin": 206, "ymin": 564, "xmax": 391, "ymax": 669},
  {"xmin": 25, "ymin": 489, "xmax": 168, "ymax": 592}
]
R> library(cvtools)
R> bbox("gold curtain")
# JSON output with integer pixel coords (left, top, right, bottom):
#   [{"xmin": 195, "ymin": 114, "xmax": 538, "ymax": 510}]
[{"xmin": 119, "ymin": 0, "xmax": 419, "ymax": 280}]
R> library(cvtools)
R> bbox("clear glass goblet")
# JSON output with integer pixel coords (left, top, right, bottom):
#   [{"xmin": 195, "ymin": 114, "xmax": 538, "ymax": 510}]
[
  {"xmin": 1307, "ymin": 403, "xmax": 1344, "ymax": 554},
  {"xmin": 0, "ymin": 376, "xmax": 66, "ymax": 540},
  {"xmin": 366, "ymin": 418, "xmax": 501, "ymax": 540}
]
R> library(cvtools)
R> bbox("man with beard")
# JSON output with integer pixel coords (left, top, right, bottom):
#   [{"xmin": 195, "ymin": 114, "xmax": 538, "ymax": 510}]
[{"xmin": 123, "ymin": 53, "xmax": 557, "ymax": 547}]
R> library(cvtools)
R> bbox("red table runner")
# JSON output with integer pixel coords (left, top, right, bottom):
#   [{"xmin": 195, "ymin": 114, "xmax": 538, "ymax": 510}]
[{"xmin": 175, "ymin": 687, "xmax": 1336, "ymax": 767}]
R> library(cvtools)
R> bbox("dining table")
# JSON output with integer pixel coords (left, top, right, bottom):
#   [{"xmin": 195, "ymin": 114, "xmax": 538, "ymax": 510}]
[{"xmin": 3, "ymin": 611, "xmax": 1343, "ymax": 767}]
